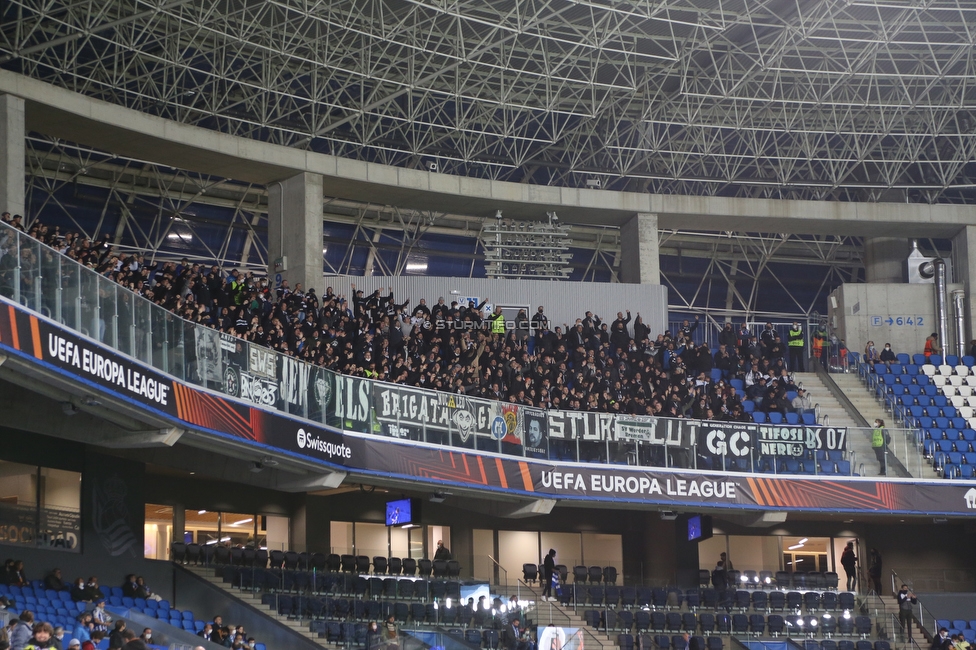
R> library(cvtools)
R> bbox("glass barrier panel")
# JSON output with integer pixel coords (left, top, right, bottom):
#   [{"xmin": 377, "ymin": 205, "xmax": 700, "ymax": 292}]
[
  {"xmin": 117, "ymin": 286, "xmax": 137, "ymax": 357},
  {"xmin": 101, "ymin": 275, "xmax": 120, "ymax": 349}
]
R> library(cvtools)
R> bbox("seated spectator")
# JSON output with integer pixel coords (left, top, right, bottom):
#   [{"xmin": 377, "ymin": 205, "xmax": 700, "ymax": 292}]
[
  {"xmin": 879, "ymin": 342, "xmax": 896, "ymax": 366},
  {"xmin": 11, "ymin": 612, "xmax": 35, "ymax": 650},
  {"xmin": 71, "ymin": 615, "xmax": 93, "ymax": 644},
  {"xmin": 24, "ymin": 622, "xmax": 55, "ymax": 650},
  {"xmin": 108, "ymin": 621, "xmax": 125, "ymax": 650},
  {"xmin": 44, "ymin": 569, "xmax": 64, "ymax": 592},
  {"xmin": 8, "ymin": 561, "xmax": 26, "ymax": 588},
  {"xmin": 924, "ymin": 332, "xmax": 941, "ymax": 363},
  {"xmin": 70, "ymin": 579, "xmax": 90, "ymax": 603},
  {"xmin": 121, "ymin": 575, "xmax": 138, "ymax": 599},
  {"xmin": 81, "ymin": 632, "xmax": 104, "ymax": 650},
  {"xmin": 84, "ymin": 578, "xmax": 104, "ymax": 603},
  {"xmin": 52, "ymin": 626, "xmax": 65, "ymax": 650},
  {"xmin": 863, "ymin": 341, "xmax": 880, "ymax": 371},
  {"xmin": 67, "ymin": 641, "xmax": 80, "ymax": 650},
  {"xmin": 791, "ymin": 388, "xmax": 814, "ymax": 416},
  {"xmin": 197, "ymin": 624, "xmax": 212, "ymax": 640},
  {"xmin": 120, "ymin": 630, "xmax": 145, "ymax": 650},
  {"xmin": 133, "ymin": 577, "xmax": 161, "ymax": 602},
  {"xmin": 138, "ymin": 629, "xmax": 152, "ymax": 645}
]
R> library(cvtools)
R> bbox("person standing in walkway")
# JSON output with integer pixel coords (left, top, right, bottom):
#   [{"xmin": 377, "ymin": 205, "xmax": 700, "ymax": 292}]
[
  {"xmin": 897, "ymin": 584, "xmax": 917, "ymax": 642},
  {"xmin": 872, "ymin": 419, "xmax": 889, "ymax": 476},
  {"xmin": 868, "ymin": 548, "xmax": 883, "ymax": 596},
  {"xmin": 541, "ymin": 549, "xmax": 556, "ymax": 601},
  {"xmin": 788, "ymin": 322, "xmax": 805, "ymax": 372},
  {"xmin": 841, "ymin": 542, "xmax": 857, "ymax": 591}
]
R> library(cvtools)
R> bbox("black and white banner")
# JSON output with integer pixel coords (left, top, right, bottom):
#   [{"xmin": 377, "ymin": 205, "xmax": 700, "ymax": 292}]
[
  {"xmin": 755, "ymin": 425, "xmax": 848, "ymax": 456},
  {"xmin": 614, "ymin": 415, "xmax": 695, "ymax": 446}
]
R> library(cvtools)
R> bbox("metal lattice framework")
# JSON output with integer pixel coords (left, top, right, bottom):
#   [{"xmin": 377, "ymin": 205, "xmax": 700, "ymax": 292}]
[
  {"xmin": 25, "ymin": 134, "xmax": 888, "ymax": 319},
  {"xmin": 4, "ymin": 0, "xmax": 976, "ymax": 202}
]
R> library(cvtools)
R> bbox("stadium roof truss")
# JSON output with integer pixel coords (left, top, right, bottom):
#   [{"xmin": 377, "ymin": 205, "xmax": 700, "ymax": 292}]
[
  {"xmin": 25, "ymin": 134, "xmax": 887, "ymax": 319},
  {"xmin": 4, "ymin": 0, "xmax": 976, "ymax": 202}
]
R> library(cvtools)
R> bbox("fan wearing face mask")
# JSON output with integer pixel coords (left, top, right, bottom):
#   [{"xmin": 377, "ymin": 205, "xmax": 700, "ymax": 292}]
[{"xmin": 879, "ymin": 342, "xmax": 897, "ymax": 367}]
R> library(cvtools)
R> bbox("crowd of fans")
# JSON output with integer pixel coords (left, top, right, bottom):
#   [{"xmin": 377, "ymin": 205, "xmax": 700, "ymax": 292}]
[
  {"xmin": 0, "ymin": 558, "xmax": 260, "ymax": 650},
  {"xmin": 2, "ymin": 213, "xmax": 820, "ymax": 421}
]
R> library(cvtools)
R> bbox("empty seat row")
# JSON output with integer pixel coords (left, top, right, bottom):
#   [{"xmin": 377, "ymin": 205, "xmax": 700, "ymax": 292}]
[
  {"xmin": 560, "ymin": 584, "xmax": 850, "ymax": 611},
  {"xmin": 172, "ymin": 544, "xmax": 459, "ymax": 577},
  {"xmin": 586, "ymin": 610, "xmax": 874, "ymax": 638},
  {"xmin": 751, "ymin": 412, "xmax": 818, "ymax": 425},
  {"xmin": 523, "ymin": 564, "xmax": 618, "ymax": 585},
  {"xmin": 273, "ymin": 594, "xmax": 504, "ymax": 628},
  {"xmin": 309, "ymin": 620, "xmax": 487, "ymax": 647},
  {"xmin": 219, "ymin": 566, "xmax": 464, "ymax": 600}
]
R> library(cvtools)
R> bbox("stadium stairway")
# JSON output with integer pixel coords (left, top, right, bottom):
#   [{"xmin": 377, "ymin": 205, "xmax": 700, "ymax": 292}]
[
  {"xmin": 177, "ymin": 565, "xmax": 336, "ymax": 650},
  {"xmin": 830, "ymin": 372, "xmax": 918, "ymax": 476},
  {"xmin": 794, "ymin": 373, "xmax": 877, "ymax": 474},
  {"xmin": 498, "ymin": 582, "xmax": 619, "ymax": 650}
]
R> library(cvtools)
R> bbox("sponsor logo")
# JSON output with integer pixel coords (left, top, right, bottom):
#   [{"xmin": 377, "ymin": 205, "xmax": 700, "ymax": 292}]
[
  {"xmin": 296, "ymin": 428, "xmax": 352, "ymax": 461},
  {"xmin": 540, "ymin": 471, "xmax": 737, "ymax": 499},
  {"xmin": 965, "ymin": 487, "xmax": 976, "ymax": 509}
]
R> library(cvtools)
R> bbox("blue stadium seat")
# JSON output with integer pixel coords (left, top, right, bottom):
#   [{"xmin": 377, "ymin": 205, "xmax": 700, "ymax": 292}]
[{"xmin": 753, "ymin": 412, "xmax": 767, "ymax": 424}]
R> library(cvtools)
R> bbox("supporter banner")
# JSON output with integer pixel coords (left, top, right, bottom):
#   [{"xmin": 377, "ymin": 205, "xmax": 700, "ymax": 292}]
[
  {"xmin": 4, "ymin": 297, "xmax": 976, "ymax": 515},
  {"xmin": 614, "ymin": 415, "xmax": 694, "ymax": 446},
  {"xmin": 523, "ymin": 407, "xmax": 548, "ymax": 455},
  {"xmin": 696, "ymin": 421, "xmax": 756, "ymax": 462},
  {"xmin": 755, "ymin": 424, "xmax": 848, "ymax": 456},
  {"xmin": 372, "ymin": 385, "xmax": 522, "ymax": 444},
  {"xmin": 548, "ymin": 410, "xmax": 614, "ymax": 440},
  {"xmin": 328, "ymin": 374, "xmax": 374, "ymax": 434},
  {"xmin": 222, "ymin": 337, "xmax": 279, "ymax": 407}
]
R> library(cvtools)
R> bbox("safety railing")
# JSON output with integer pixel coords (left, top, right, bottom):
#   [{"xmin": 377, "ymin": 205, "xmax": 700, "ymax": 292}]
[
  {"xmin": 890, "ymin": 569, "xmax": 941, "ymax": 640},
  {"xmin": 487, "ymin": 556, "xmax": 508, "ymax": 591}
]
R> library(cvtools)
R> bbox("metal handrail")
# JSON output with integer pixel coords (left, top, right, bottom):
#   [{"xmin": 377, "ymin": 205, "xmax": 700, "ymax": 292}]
[
  {"xmin": 488, "ymin": 555, "xmax": 508, "ymax": 589},
  {"xmin": 890, "ymin": 568, "xmax": 938, "ymax": 641}
]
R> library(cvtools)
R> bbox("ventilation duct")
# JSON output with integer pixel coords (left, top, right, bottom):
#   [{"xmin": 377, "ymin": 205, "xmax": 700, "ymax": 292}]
[
  {"xmin": 952, "ymin": 289, "xmax": 966, "ymax": 358},
  {"xmin": 934, "ymin": 258, "xmax": 949, "ymax": 355}
]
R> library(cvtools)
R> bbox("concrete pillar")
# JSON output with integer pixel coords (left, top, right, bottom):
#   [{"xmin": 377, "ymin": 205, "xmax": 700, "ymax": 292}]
[
  {"xmin": 172, "ymin": 504, "xmax": 186, "ymax": 546},
  {"xmin": 620, "ymin": 212, "xmax": 660, "ymax": 284},
  {"xmin": 863, "ymin": 237, "xmax": 908, "ymax": 283},
  {"xmin": 267, "ymin": 172, "xmax": 324, "ymax": 294},
  {"xmin": 951, "ymin": 226, "xmax": 976, "ymax": 347},
  {"xmin": 0, "ymin": 94, "xmax": 26, "ymax": 219}
]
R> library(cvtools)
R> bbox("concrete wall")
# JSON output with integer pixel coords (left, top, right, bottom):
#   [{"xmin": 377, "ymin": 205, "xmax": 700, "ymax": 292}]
[
  {"xmin": 327, "ymin": 274, "xmax": 669, "ymax": 341},
  {"xmin": 828, "ymin": 282, "xmax": 964, "ymax": 360}
]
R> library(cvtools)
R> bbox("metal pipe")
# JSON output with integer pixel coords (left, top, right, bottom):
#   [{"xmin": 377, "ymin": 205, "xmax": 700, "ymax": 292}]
[
  {"xmin": 952, "ymin": 289, "xmax": 967, "ymax": 358},
  {"xmin": 934, "ymin": 258, "xmax": 949, "ymax": 358}
]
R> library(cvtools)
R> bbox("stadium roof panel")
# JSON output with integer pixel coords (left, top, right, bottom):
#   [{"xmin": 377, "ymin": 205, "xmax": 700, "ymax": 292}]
[{"xmin": 3, "ymin": 0, "xmax": 976, "ymax": 202}]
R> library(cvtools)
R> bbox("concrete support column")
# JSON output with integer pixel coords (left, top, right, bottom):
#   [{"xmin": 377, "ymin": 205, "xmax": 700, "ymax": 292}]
[
  {"xmin": 620, "ymin": 212, "xmax": 660, "ymax": 284},
  {"xmin": 172, "ymin": 504, "xmax": 186, "ymax": 547},
  {"xmin": 267, "ymin": 172, "xmax": 324, "ymax": 293},
  {"xmin": 0, "ymin": 94, "xmax": 26, "ymax": 219},
  {"xmin": 951, "ymin": 226, "xmax": 976, "ymax": 347},
  {"xmin": 863, "ymin": 237, "xmax": 908, "ymax": 283}
]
